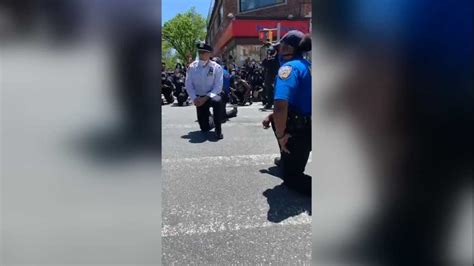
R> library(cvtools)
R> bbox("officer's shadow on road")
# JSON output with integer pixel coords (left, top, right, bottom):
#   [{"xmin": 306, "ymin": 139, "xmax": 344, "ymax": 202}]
[
  {"xmin": 181, "ymin": 130, "xmax": 220, "ymax": 143},
  {"xmin": 181, "ymin": 130, "xmax": 207, "ymax": 143},
  {"xmin": 260, "ymin": 167, "xmax": 312, "ymax": 223}
]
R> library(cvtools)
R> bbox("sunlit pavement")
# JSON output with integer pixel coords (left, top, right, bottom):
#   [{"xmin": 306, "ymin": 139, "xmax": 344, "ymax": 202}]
[{"xmin": 162, "ymin": 103, "xmax": 312, "ymax": 265}]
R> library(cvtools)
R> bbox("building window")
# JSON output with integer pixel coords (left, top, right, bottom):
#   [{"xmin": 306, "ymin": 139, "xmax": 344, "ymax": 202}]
[{"xmin": 239, "ymin": 0, "xmax": 285, "ymax": 13}]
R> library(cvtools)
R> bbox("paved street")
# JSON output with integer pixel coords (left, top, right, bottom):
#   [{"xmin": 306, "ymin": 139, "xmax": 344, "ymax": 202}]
[{"xmin": 162, "ymin": 103, "xmax": 312, "ymax": 265}]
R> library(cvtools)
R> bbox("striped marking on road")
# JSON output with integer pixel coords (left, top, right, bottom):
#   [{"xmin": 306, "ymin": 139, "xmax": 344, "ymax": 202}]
[
  {"xmin": 163, "ymin": 153, "xmax": 312, "ymax": 167},
  {"xmin": 163, "ymin": 153, "xmax": 278, "ymax": 167},
  {"xmin": 162, "ymin": 208, "xmax": 311, "ymax": 238}
]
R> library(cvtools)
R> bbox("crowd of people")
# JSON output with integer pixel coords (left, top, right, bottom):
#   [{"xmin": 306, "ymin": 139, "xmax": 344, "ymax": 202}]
[{"xmin": 161, "ymin": 46, "xmax": 281, "ymax": 109}]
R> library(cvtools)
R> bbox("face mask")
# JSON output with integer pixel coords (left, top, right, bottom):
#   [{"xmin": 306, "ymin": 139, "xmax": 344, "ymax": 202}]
[{"xmin": 199, "ymin": 60, "xmax": 209, "ymax": 66}]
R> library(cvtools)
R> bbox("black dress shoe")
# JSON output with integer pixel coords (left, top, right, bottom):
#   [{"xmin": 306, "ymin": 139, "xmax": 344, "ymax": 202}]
[{"xmin": 216, "ymin": 133, "xmax": 224, "ymax": 139}]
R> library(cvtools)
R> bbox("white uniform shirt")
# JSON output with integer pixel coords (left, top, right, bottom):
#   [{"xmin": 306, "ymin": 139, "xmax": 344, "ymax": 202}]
[{"xmin": 185, "ymin": 60, "xmax": 223, "ymax": 101}]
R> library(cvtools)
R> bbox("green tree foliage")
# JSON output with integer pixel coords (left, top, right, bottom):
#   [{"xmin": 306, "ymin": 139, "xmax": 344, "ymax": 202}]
[{"xmin": 162, "ymin": 7, "xmax": 207, "ymax": 64}]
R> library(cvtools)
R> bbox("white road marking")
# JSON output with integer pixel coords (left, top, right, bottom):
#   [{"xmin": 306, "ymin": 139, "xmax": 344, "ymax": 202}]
[
  {"xmin": 162, "ymin": 206, "xmax": 311, "ymax": 238},
  {"xmin": 163, "ymin": 153, "xmax": 279, "ymax": 168},
  {"xmin": 163, "ymin": 153, "xmax": 312, "ymax": 168},
  {"xmin": 162, "ymin": 216, "xmax": 311, "ymax": 237}
]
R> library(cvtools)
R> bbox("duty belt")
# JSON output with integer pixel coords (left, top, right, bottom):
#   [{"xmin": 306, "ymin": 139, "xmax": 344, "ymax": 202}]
[
  {"xmin": 288, "ymin": 111, "xmax": 311, "ymax": 124},
  {"xmin": 287, "ymin": 112, "xmax": 311, "ymax": 133},
  {"xmin": 289, "ymin": 115, "xmax": 311, "ymax": 124}
]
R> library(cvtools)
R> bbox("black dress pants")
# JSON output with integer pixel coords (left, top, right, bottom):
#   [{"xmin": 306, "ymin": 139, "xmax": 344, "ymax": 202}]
[
  {"xmin": 272, "ymin": 120, "xmax": 312, "ymax": 195},
  {"xmin": 196, "ymin": 96, "xmax": 223, "ymax": 135},
  {"xmin": 264, "ymin": 81, "xmax": 275, "ymax": 107}
]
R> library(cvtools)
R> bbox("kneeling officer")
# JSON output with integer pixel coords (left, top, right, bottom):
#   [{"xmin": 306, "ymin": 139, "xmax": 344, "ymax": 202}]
[{"xmin": 185, "ymin": 42, "xmax": 224, "ymax": 139}]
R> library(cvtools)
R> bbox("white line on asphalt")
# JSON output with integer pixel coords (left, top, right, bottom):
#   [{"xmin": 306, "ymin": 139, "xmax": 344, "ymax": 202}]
[
  {"xmin": 162, "ymin": 213, "xmax": 311, "ymax": 238},
  {"xmin": 163, "ymin": 153, "xmax": 312, "ymax": 167},
  {"xmin": 163, "ymin": 153, "xmax": 278, "ymax": 164},
  {"xmin": 163, "ymin": 154, "xmax": 279, "ymax": 169}
]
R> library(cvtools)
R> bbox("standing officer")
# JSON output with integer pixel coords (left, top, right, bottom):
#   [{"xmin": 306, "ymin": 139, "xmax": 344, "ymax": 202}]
[
  {"xmin": 262, "ymin": 45, "xmax": 280, "ymax": 109},
  {"xmin": 185, "ymin": 42, "xmax": 224, "ymax": 139},
  {"xmin": 263, "ymin": 30, "xmax": 312, "ymax": 195}
]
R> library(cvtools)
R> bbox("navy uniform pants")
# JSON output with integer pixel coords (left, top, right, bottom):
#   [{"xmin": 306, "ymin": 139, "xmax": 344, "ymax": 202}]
[
  {"xmin": 196, "ymin": 96, "xmax": 223, "ymax": 135},
  {"xmin": 264, "ymin": 81, "xmax": 275, "ymax": 108},
  {"xmin": 272, "ymin": 118, "xmax": 312, "ymax": 195}
]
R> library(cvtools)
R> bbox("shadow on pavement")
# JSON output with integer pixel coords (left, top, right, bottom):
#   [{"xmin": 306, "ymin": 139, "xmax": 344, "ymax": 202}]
[
  {"xmin": 181, "ymin": 130, "xmax": 222, "ymax": 143},
  {"xmin": 260, "ymin": 166, "xmax": 311, "ymax": 222},
  {"xmin": 181, "ymin": 130, "xmax": 207, "ymax": 143},
  {"xmin": 259, "ymin": 166, "xmax": 282, "ymax": 180},
  {"xmin": 263, "ymin": 183, "xmax": 312, "ymax": 223}
]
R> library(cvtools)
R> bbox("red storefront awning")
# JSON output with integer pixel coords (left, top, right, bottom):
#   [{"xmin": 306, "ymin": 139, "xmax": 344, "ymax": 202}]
[{"xmin": 214, "ymin": 19, "xmax": 310, "ymax": 54}]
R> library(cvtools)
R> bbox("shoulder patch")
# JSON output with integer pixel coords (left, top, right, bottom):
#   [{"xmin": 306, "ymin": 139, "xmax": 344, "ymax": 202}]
[{"xmin": 278, "ymin": 66, "xmax": 292, "ymax": 80}]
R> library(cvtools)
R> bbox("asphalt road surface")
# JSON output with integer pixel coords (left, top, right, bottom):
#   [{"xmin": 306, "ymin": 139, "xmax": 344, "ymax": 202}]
[{"xmin": 161, "ymin": 102, "xmax": 312, "ymax": 265}]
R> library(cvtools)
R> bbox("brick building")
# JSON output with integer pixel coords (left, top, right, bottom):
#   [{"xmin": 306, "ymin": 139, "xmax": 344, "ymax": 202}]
[{"xmin": 206, "ymin": 0, "xmax": 311, "ymax": 65}]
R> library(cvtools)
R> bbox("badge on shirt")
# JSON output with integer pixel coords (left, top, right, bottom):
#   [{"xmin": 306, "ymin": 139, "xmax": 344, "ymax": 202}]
[
  {"xmin": 278, "ymin": 66, "xmax": 292, "ymax": 79},
  {"xmin": 208, "ymin": 67, "xmax": 214, "ymax": 76}
]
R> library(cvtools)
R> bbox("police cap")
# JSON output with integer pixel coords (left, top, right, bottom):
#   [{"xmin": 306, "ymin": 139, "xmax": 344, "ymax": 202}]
[
  {"xmin": 196, "ymin": 42, "xmax": 213, "ymax": 53},
  {"xmin": 277, "ymin": 30, "xmax": 311, "ymax": 52}
]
